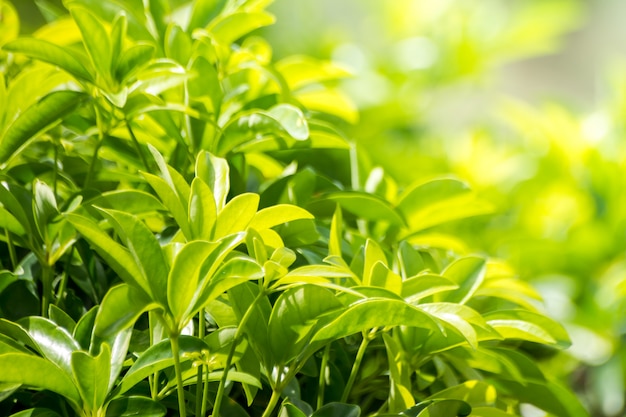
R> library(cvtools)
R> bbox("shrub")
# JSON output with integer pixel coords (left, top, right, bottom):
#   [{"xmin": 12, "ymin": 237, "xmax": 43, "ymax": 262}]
[{"xmin": 0, "ymin": 1, "xmax": 588, "ymax": 416}]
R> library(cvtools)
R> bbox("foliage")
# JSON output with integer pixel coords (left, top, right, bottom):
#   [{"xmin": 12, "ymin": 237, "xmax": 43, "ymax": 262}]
[{"xmin": 0, "ymin": 1, "xmax": 590, "ymax": 417}]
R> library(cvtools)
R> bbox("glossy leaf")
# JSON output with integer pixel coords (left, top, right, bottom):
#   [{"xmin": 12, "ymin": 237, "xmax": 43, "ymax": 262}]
[
  {"xmin": 17, "ymin": 316, "xmax": 80, "ymax": 377},
  {"xmin": 71, "ymin": 343, "xmax": 111, "ymax": 412},
  {"xmin": 3, "ymin": 38, "xmax": 93, "ymax": 81},
  {"xmin": 249, "ymin": 204, "xmax": 313, "ymax": 230},
  {"xmin": 209, "ymin": 12, "xmax": 275, "ymax": 45},
  {"xmin": 93, "ymin": 284, "xmax": 156, "ymax": 339},
  {"xmin": 442, "ymin": 257, "xmax": 486, "ymax": 304},
  {"xmin": 188, "ymin": 0, "xmax": 228, "ymax": 32},
  {"xmin": 0, "ymin": 91, "xmax": 86, "ymax": 166},
  {"xmin": 311, "ymin": 402, "xmax": 360, "ymax": 417},
  {"xmin": 0, "ymin": 353, "xmax": 81, "ymax": 405},
  {"xmin": 484, "ymin": 310, "xmax": 571, "ymax": 348},
  {"xmin": 268, "ymin": 285, "xmax": 344, "ymax": 365},
  {"xmin": 319, "ymin": 192, "xmax": 406, "ymax": 226},
  {"xmin": 214, "ymin": 193, "xmax": 259, "ymax": 238},
  {"xmin": 116, "ymin": 336, "xmax": 209, "ymax": 395},
  {"xmin": 105, "ymin": 396, "xmax": 167, "ymax": 417},
  {"xmin": 10, "ymin": 409, "xmax": 63, "ymax": 417},
  {"xmin": 167, "ymin": 240, "xmax": 217, "ymax": 326},
  {"xmin": 189, "ymin": 177, "xmax": 217, "ymax": 240},
  {"xmin": 195, "ymin": 150, "xmax": 230, "ymax": 211},
  {"xmin": 310, "ymin": 299, "xmax": 442, "ymax": 346}
]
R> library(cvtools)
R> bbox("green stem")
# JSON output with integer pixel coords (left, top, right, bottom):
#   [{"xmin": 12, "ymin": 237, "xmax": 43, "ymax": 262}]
[
  {"xmin": 149, "ymin": 312, "xmax": 159, "ymax": 400},
  {"xmin": 126, "ymin": 120, "xmax": 151, "ymax": 172},
  {"xmin": 340, "ymin": 331, "xmax": 372, "ymax": 403},
  {"xmin": 84, "ymin": 139, "xmax": 103, "ymax": 190},
  {"xmin": 5, "ymin": 228, "xmax": 17, "ymax": 271},
  {"xmin": 260, "ymin": 389, "xmax": 282, "ymax": 417},
  {"xmin": 195, "ymin": 310, "xmax": 206, "ymax": 417},
  {"xmin": 213, "ymin": 290, "xmax": 266, "ymax": 417},
  {"xmin": 41, "ymin": 263, "xmax": 53, "ymax": 318},
  {"xmin": 317, "ymin": 344, "xmax": 331, "ymax": 409},
  {"xmin": 170, "ymin": 334, "xmax": 187, "ymax": 417},
  {"xmin": 201, "ymin": 361, "xmax": 210, "ymax": 417}
]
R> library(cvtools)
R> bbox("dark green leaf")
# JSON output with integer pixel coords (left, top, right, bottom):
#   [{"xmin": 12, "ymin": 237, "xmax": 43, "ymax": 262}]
[
  {"xmin": 0, "ymin": 91, "xmax": 86, "ymax": 166},
  {"xmin": 105, "ymin": 396, "xmax": 167, "ymax": 417}
]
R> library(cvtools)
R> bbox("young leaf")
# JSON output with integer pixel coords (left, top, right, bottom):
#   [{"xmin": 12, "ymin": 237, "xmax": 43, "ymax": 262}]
[
  {"xmin": 189, "ymin": 177, "xmax": 217, "ymax": 240},
  {"xmin": 248, "ymin": 204, "xmax": 313, "ymax": 230},
  {"xmin": 3, "ymin": 38, "xmax": 93, "ymax": 82},
  {"xmin": 214, "ymin": 193, "xmax": 260, "ymax": 238},
  {"xmin": 167, "ymin": 240, "xmax": 217, "ymax": 326},
  {"xmin": 70, "ymin": 7, "xmax": 112, "ymax": 81},
  {"xmin": 195, "ymin": 150, "xmax": 230, "ymax": 211},
  {"xmin": 71, "ymin": 343, "xmax": 111, "ymax": 412},
  {"xmin": 209, "ymin": 11, "xmax": 275, "ymax": 45}
]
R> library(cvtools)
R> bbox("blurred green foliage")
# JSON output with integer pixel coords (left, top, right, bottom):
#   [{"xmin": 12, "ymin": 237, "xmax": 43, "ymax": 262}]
[{"xmin": 262, "ymin": 1, "xmax": 626, "ymax": 416}]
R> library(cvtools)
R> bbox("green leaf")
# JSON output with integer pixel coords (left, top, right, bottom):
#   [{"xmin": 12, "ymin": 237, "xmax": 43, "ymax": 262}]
[
  {"xmin": 0, "ymin": 353, "xmax": 81, "ymax": 405},
  {"xmin": 228, "ymin": 282, "xmax": 273, "ymax": 369},
  {"xmin": 167, "ymin": 240, "xmax": 217, "ymax": 326},
  {"xmin": 209, "ymin": 11, "xmax": 275, "ymax": 45},
  {"xmin": 17, "ymin": 316, "xmax": 80, "ymax": 378},
  {"xmin": 142, "ymin": 171, "xmax": 191, "ymax": 239},
  {"xmin": 195, "ymin": 150, "xmax": 230, "ymax": 211},
  {"xmin": 33, "ymin": 179, "xmax": 59, "ymax": 244},
  {"xmin": 0, "ymin": 1, "xmax": 19, "ymax": 46},
  {"xmin": 279, "ymin": 402, "xmax": 307, "ymax": 417},
  {"xmin": 403, "ymin": 399, "xmax": 472, "ymax": 417},
  {"xmin": 3, "ymin": 38, "xmax": 93, "ymax": 81},
  {"xmin": 10, "ymin": 408, "xmax": 63, "ymax": 417},
  {"xmin": 397, "ymin": 178, "xmax": 492, "ymax": 235},
  {"xmin": 310, "ymin": 299, "xmax": 442, "ymax": 346},
  {"xmin": 193, "ymin": 254, "xmax": 263, "ymax": 313},
  {"xmin": 189, "ymin": 178, "xmax": 217, "ymax": 240},
  {"xmin": 47, "ymin": 305, "xmax": 75, "ymax": 334},
  {"xmin": 249, "ymin": 204, "xmax": 313, "ymax": 230},
  {"xmin": 0, "ymin": 91, "xmax": 86, "ymax": 166},
  {"xmin": 276, "ymin": 56, "xmax": 351, "ymax": 91},
  {"xmin": 114, "ymin": 43, "xmax": 155, "ymax": 83},
  {"xmin": 268, "ymin": 285, "xmax": 344, "ymax": 365},
  {"xmin": 97, "ymin": 208, "xmax": 169, "ymax": 306},
  {"xmin": 311, "ymin": 402, "xmax": 360, "ymax": 417},
  {"xmin": 70, "ymin": 7, "xmax": 112, "ymax": 80},
  {"xmin": 93, "ymin": 284, "xmax": 156, "ymax": 339},
  {"xmin": 105, "ymin": 396, "xmax": 167, "ymax": 417},
  {"xmin": 442, "ymin": 257, "xmax": 486, "ymax": 304},
  {"xmin": 188, "ymin": 0, "xmax": 227, "ymax": 31},
  {"xmin": 214, "ymin": 193, "xmax": 259, "ymax": 238},
  {"xmin": 494, "ymin": 379, "xmax": 588, "ymax": 417},
  {"xmin": 316, "ymin": 192, "xmax": 406, "ymax": 226},
  {"xmin": 66, "ymin": 213, "xmax": 149, "ymax": 295},
  {"xmin": 71, "ymin": 343, "xmax": 111, "ymax": 412},
  {"xmin": 483, "ymin": 310, "xmax": 571, "ymax": 348},
  {"xmin": 116, "ymin": 336, "xmax": 209, "ymax": 395},
  {"xmin": 266, "ymin": 104, "xmax": 309, "ymax": 141},
  {"xmin": 402, "ymin": 274, "xmax": 459, "ymax": 303}
]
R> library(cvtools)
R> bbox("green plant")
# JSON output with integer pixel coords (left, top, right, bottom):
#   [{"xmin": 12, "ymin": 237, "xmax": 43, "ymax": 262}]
[{"xmin": 0, "ymin": 0, "xmax": 589, "ymax": 416}]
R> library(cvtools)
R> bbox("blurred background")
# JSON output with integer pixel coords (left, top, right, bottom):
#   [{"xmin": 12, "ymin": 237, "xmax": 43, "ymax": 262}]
[
  {"xmin": 261, "ymin": 1, "xmax": 626, "ymax": 416},
  {"xmin": 7, "ymin": 0, "xmax": 626, "ymax": 415}
]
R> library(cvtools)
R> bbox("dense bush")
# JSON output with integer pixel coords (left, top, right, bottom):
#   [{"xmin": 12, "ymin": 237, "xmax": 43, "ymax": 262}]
[{"xmin": 0, "ymin": 1, "xmax": 594, "ymax": 416}]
